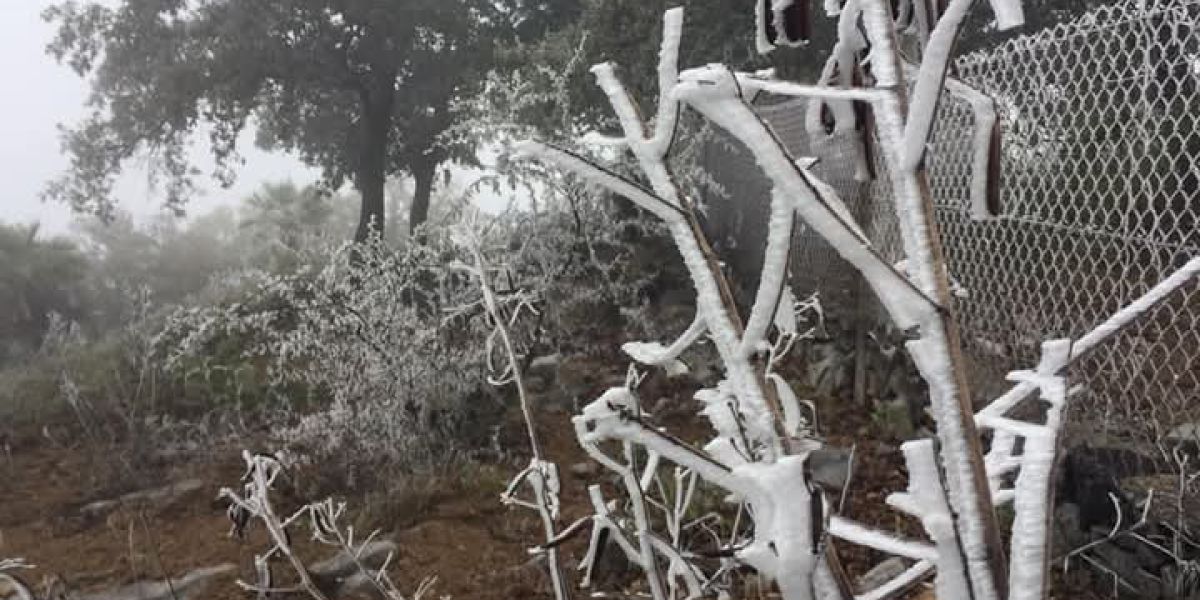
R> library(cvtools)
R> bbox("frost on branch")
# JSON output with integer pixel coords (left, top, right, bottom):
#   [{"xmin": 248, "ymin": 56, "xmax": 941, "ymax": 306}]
[
  {"xmin": 508, "ymin": 0, "xmax": 1089, "ymax": 597},
  {"xmin": 973, "ymin": 258, "xmax": 1200, "ymax": 600},
  {"xmin": 756, "ymin": 0, "xmax": 812, "ymax": 54},
  {"xmin": 219, "ymin": 451, "xmax": 432, "ymax": 600},
  {"xmin": 454, "ymin": 220, "xmax": 571, "ymax": 600},
  {"xmin": 0, "ymin": 559, "xmax": 35, "ymax": 600}
]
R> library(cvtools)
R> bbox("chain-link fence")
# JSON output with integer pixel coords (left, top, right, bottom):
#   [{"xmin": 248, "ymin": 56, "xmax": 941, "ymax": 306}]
[{"xmin": 702, "ymin": 0, "xmax": 1199, "ymax": 592}]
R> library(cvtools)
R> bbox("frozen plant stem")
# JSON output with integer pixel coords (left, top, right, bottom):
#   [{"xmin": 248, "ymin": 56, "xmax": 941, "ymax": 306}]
[
  {"xmin": 518, "ymin": 7, "xmax": 792, "ymax": 453},
  {"xmin": 457, "ymin": 230, "xmax": 571, "ymax": 600},
  {"xmin": 857, "ymin": 1, "xmax": 1010, "ymax": 597},
  {"xmin": 220, "ymin": 452, "xmax": 332, "ymax": 600}
]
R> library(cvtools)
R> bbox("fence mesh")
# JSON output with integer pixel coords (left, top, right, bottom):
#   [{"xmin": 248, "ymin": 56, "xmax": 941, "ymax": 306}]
[{"xmin": 702, "ymin": 0, "xmax": 1199, "ymax": 591}]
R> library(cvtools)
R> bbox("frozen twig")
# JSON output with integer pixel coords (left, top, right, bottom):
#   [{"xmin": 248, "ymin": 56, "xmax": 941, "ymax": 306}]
[
  {"xmin": 219, "ymin": 452, "xmax": 427, "ymax": 600},
  {"xmin": 454, "ymin": 220, "xmax": 571, "ymax": 600}
]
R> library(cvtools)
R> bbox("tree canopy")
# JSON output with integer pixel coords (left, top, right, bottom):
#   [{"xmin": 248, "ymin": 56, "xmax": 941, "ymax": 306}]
[{"xmin": 44, "ymin": 0, "xmax": 574, "ymax": 241}]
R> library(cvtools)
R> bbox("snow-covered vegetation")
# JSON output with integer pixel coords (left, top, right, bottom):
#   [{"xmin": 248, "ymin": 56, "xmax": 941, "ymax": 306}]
[{"xmin": 3, "ymin": 1, "xmax": 1198, "ymax": 599}]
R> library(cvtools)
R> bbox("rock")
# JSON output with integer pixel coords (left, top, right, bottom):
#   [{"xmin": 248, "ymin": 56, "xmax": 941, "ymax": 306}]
[
  {"xmin": 524, "ymin": 374, "xmax": 550, "ymax": 393},
  {"xmin": 856, "ymin": 556, "xmax": 909, "ymax": 592},
  {"xmin": 310, "ymin": 540, "xmax": 398, "ymax": 599},
  {"xmin": 74, "ymin": 563, "xmax": 234, "ymax": 600},
  {"xmin": 79, "ymin": 478, "xmax": 206, "ymax": 521},
  {"xmin": 529, "ymin": 354, "xmax": 561, "ymax": 374},
  {"xmin": 1053, "ymin": 502, "xmax": 1085, "ymax": 550},
  {"xmin": 1091, "ymin": 542, "xmax": 1162, "ymax": 599},
  {"xmin": 651, "ymin": 397, "xmax": 672, "ymax": 414},
  {"xmin": 569, "ymin": 462, "xmax": 599, "ymax": 478},
  {"xmin": 1059, "ymin": 448, "xmax": 1135, "ymax": 532}
]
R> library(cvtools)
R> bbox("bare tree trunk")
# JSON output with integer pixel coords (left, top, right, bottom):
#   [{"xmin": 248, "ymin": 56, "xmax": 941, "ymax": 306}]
[
  {"xmin": 408, "ymin": 157, "xmax": 437, "ymax": 235},
  {"xmin": 354, "ymin": 86, "xmax": 394, "ymax": 243}
]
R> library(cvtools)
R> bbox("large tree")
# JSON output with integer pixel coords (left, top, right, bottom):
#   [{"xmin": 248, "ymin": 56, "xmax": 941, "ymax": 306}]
[{"xmin": 44, "ymin": 0, "xmax": 573, "ymax": 241}]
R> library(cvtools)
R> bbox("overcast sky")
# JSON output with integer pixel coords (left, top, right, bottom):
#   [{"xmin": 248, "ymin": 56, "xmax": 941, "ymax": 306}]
[{"xmin": 0, "ymin": 1, "xmax": 322, "ymax": 236}]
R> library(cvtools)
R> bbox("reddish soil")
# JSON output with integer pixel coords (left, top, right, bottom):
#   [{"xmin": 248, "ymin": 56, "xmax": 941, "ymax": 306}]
[
  {"xmin": 0, "ymin": 359, "xmax": 933, "ymax": 600},
  {"xmin": 0, "ymin": 417, "xmax": 594, "ymax": 600}
]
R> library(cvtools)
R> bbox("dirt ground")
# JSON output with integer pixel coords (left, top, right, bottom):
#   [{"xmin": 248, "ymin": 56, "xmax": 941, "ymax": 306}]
[
  {"xmin": 0, "ymin": 359, "xmax": 934, "ymax": 600},
  {"xmin": 0, "ymin": 417, "xmax": 593, "ymax": 600}
]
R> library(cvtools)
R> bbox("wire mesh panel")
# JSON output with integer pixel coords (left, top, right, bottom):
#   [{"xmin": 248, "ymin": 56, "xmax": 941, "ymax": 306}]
[
  {"xmin": 698, "ymin": 98, "xmax": 871, "ymax": 328},
  {"xmin": 925, "ymin": 0, "xmax": 1200, "ymax": 483},
  {"xmin": 702, "ymin": 0, "xmax": 1199, "ymax": 587}
]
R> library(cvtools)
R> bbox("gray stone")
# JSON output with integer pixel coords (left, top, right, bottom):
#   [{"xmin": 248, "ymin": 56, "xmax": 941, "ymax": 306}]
[
  {"xmin": 73, "ymin": 564, "xmax": 234, "ymax": 600},
  {"xmin": 310, "ymin": 541, "xmax": 398, "ymax": 599},
  {"xmin": 529, "ymin": 354, "xmax": 561, "ymax": 374},
  {"xmin": 651, "ymin": 397, "xmax": 672, "ymax": 414},
  {"xmin": 79, "ymin": 478, "xmax": 205, "ymax": 520},
  {"xmin": 1054, "ymin": 502, "xmax": 1085, "ymax": 550},
  {"xmin": 569, "ymin": 462, "xmax": 599, "ymax": 478}
]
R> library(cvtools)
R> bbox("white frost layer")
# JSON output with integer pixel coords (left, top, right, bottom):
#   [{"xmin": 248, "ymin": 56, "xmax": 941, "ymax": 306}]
[
  {"xmin": 1004, "ymin": 339, "xmax": 1070, "ymax": 600},
  {"xmin": 988, "ymin": 0, "xmax": 1026, "ymax": 30},
  {"xmin": 828, "ymin": 517, "xmax": 938, "ymax": 561},
  {"xmin": 755, "ymin": 0, "xmax": 774, "ymax": 54},
  {"xmin": 732, "ymin": 455, "xmax": 821, "ymax": 600},
  {"xmin": 906, "ymin": 334, "xmax": 997, "ymax": 600},
  {"xmin": 622, "ymin": 311, "xmax": 707, "ymax": 372},
  {"xmin": 675, "ymin": 65, "xmax": 933, "ymax": 331},
  {"xmin": 741, "ymin": 187, "xmax": 796, "ymax": 356},
  {"xmin": 901, "ymin": 0, "xmax": 973, "ymax": 171},
  {"xmin": 904, "ymin": 61, "xmax": 999, "ymax": 220},
  {"xmin": 649, "ymin": 7, "xmax": 684, "ymax": 155},
  {"xmin": 897, "ymin": 440, "xmax": 972, "ymax": 600},
  {"xmin": 767, "ymin": 373, "xmax": 805, "ymax": 436},
  {"xmin": 857, "ymin": 560, "xmax": 934, "ymax": 600}
]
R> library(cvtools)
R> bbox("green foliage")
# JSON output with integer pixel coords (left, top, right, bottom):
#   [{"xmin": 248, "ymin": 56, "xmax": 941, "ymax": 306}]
[
  {"xmin": 42, "ymin": 0, "xmax": 560, "ymax": 238},
  {"xmin": 0, "ymin": 224, "xmax": 90, "ymax": 363},
  {"xmin": 489, "ymin": 0, "xmax": 853, "ymax": 144}
]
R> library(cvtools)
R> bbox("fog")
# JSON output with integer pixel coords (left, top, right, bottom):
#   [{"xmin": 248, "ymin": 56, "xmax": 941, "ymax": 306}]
[{"xmin": 0, "ymin": 1, "xmax": 319, "ymax": 235}]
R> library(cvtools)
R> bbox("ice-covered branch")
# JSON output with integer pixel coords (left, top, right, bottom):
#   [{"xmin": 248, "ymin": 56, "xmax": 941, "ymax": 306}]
[
  {"xmin": 648, "ymin": 7, "xmax": 684, "ymax": 156},
  {"xmin": 851, "ymin": 1, "xmax": 1015, "ymax": 596},
  {"xmin": 674, "ymin": 65, "xmax": 940, "ymax": 332},
  {"xmin": 220, "ymin": 452, "xmax": 333, "ymax": 600},
  {"xmin": 887, "ymin": 440, "xmax": 972, "ymax": 600},
  {"xmin": 1072, "ymin": 256, "xmax": 1199, "ymax": 357},
  {"xmin": 738, "ymin": 75, "xmax": 889, "ymax": 103},
  {"xmin": 976, "ymin": 256, "xmax": 1200, "ymax": 423},
  {"xmin": 457, "ymin": 226, "xmax": 571, "ymax": 600},
  {"xmin": 514, "ymin": 141, "xmax": 684, "ymax": 223},
  {"xmin": 575, "ymin": 387, "xmax": 834, "ymax": 600},
  {"xmin": 901, "ymin": 0, "xmax": 1023, "ymax": 171},
  {"xmin": 857, "ymin": 560, "xmax": 934, "ymax": 600},
  {"xmin": 741, "ymin": 188, "xmax": 798, "ymax": 356},
  {"xmin": 522, "ymin": 9, "xmax": 788, "ymax": 451},
  {"xmin": 828, "ymin": 517, "xmax": 938, "ymax": 561},
  {"xmin": 902, "ymin": 61, "xmax": 1002, "ymax": 219},
  {"xmin": 623, "ymin": 311, "xmax": 708, "ymax": 375},
  {"xmin": 969, "ymin": 259, "xmax": 1198, "ymax": 600}
]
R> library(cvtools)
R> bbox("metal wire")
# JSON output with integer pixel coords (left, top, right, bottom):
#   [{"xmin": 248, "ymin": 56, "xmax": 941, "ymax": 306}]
[{"xmin": 701, "ymin": 0, "xmax": 1200, "ymax": 536}]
